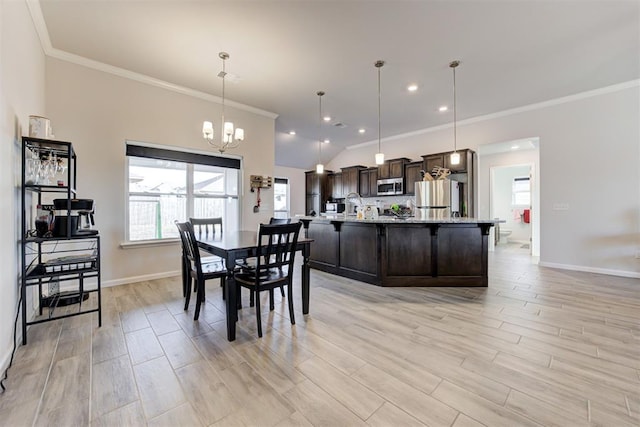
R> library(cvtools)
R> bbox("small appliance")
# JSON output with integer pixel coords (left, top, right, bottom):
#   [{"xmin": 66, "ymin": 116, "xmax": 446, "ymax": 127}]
[
  {"xmin": 325, "ymin": 202, "xmax": 345, "ymax": 214},
  {"xmin": 377, "ymin": 178, "xmax": 403, "ymax": 195},
  {"xmin": 52, "ymin": 198, "xmax": 98, "ymax": 237}
]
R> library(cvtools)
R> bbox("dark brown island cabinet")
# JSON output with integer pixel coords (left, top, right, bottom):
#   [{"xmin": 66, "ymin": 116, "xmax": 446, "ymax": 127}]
[{"xmin": 300, "ymin": 217, "xmax": 500, "ymax": 287}]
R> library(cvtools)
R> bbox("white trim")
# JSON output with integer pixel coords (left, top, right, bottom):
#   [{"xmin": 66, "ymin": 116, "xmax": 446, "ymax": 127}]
[
  {"xmin": 346, "ymin": 79, "xmax": 640, "ymax": 150},
  {"xmin": 102, "ymin": 270, "xmax": 180, "ymax": 288},
  {"xmin": 539, "ymin": 261, "xmax": 640, "ymax": 279},
  {"xmin": 26, "ymin": 1, "xmax": 278, "ymax": 120},
  {"xmin": 120, "ymin": 238, "xmax": 180, "ymax": 249}
]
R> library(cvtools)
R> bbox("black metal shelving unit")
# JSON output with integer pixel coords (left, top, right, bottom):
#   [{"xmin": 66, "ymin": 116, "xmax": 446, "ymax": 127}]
[{"xmin": 20, "ymin": 137, "xmax": 101, "ymax": 345}]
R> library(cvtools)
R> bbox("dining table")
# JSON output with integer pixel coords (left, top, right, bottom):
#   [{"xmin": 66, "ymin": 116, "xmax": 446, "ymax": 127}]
[{"xmin": 197, "ymin": 230, "xmax": 313, "ymax": 341}]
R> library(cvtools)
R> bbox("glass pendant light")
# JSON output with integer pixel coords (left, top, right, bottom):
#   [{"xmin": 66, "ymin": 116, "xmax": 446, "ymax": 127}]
[
  {"xmin": 316, "ymin": 91, "xmax": 325, "ymax": 174},
  {"xmin": 449, "ymin": 60, "xmax": 461, "ymax": 166},
  {"xmin": 375, "ymin": 60, "xmax": 385, "ymax": 165}
]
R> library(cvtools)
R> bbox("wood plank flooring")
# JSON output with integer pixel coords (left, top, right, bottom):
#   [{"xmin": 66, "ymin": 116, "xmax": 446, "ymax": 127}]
[{"xmin": 1, "ymin": 243, "xmax": 639, "ymax": 426}]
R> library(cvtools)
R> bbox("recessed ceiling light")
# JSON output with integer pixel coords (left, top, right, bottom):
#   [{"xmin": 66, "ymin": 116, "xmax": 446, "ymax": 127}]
[
  {"xmin": 288, "ymin": 130, "xmax": 296, "ymax": 135},
  {"xmin": 323, "ymin": 139, "xmax": 330, "ymax": 144},
  {"xmin": 323, "ymin": 116, "xmax": 331, "ymax": 122},
  {"xmin": 439, "ymin": 106, "xmax": 448, "ymax": 112},
  {"xmin": 407, "ymin": 84, "xmax": 418, "ymax": 92},
  {"xmin": 511, "ymin": 145, "xmax": 519, "ymax": 150},
  {"xmin": 358, "ymin": 128, "xmax": 366, "ymax": 134}
]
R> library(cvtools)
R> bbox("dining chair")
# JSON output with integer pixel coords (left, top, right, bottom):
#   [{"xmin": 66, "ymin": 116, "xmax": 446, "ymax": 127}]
[
  {"xmin": 239, "ymin": 217, "xmax": 293, "ymax": 305},
  {"xmin": 233, "ymin": 221, "xmax": 302, "ymax": 337},
  {"xmin": 175, "ymin": 221, "xmax": 227, "ymax": 320},
  {"xmin": 186, "ymin": 217, "xmax": 226, "ymax": 294}
]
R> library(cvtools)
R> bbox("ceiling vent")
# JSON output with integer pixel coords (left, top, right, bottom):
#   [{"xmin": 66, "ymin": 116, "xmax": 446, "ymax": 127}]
[{"xmin": 333, "ymin": 122, "xmax": 347, "ymax": 128}]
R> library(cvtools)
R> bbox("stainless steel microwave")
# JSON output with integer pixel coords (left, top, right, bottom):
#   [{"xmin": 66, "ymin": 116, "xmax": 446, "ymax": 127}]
[{"xmin": 377, "ymin": 178, "xmax": 403, "ymax": 195}]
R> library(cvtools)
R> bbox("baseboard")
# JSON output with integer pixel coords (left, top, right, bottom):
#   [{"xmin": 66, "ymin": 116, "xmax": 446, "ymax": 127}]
[
  {"xmin": 102, "ymin": 270, "xmax": 180, "ymax": 288},
  {"xmin": 538, "ymin": 262, "xmax": 640, "ymax": 279}
]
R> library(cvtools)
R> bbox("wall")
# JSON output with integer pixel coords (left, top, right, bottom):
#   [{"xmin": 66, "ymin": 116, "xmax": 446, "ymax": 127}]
[
  {"xmin": 0, "ymin": 0, "xmax": 47, "ymax": 370},
  {"xmin": 46, "ymin": 58, "xmax": 276, "ymax": 285},
  {"xmin": 327, "ymin": 84, "xmax": 640, "ymax": 277},
  {"xmin": 274, "ymin": 165, "xmax": 306, "ymax": 217}
]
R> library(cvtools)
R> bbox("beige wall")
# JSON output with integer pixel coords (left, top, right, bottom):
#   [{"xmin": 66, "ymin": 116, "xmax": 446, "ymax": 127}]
[
  {"xmin": 327, "ymin": 85, "xmax": 640, "ymax": 277},
  {"xmin": 1, "ymin": 0, "xmax": 47, "ymax": 368},
  {"xmin": 274, "ymin": 165, "xmax": 306, "ymax": 217},
  {"xmin": 45, "ymin": 58, "xmax": 276, "ymax": 285}
]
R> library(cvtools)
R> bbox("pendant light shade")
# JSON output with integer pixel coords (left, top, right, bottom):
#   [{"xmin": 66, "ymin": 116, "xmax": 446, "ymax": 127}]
[
  {"xmin": 316, "ymin": 91, "xmax": 325, "ymax": 174},
  {"xmin": 375, "ymin": 60, "xmax": 385, "ymax": 165},
  {"xmin": 449, "ymin": 60, "xmax": 461, "ymax": 166}
]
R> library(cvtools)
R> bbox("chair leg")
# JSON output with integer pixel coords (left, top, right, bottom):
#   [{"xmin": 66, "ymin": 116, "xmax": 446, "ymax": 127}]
[
  {"xmin": 184, "ymin": 276, "xmax": 192, "ymax": 311},
  {"xmin": 269, "ymin": 289, "xmax": 275, "ymax": 311},
  {"xmin": 287, "ymin": 283, "xmax": 295, "ymax": 325},
  {"xmin": 250, "ymin": 290, "xmax": 255, "ymax": 307},
  {"xmin": 280, "ymin": 286, "xmax": 285, "ymax": 297},
  {"xmin": 194, "ymin": 279, "xmax": 204, "ymax": 320},
  {"xmin": 221, "ymin": 276, "xmax": 225, "ymax": 300},
  {"xmin": 255, "ymin": 290, "xmax": 262, "ymax": 337},
  {"xmin": 181, "ymin": 256, "xmax": 188, "ymax": 298}
]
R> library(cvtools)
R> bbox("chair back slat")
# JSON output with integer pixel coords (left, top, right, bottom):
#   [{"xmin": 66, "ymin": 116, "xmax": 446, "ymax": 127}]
[
  {"xmin": 190, "ymin": 217, "xmax": 223, "ymax": 239},
  {"xmin": 256, "ymin": 222, "xmax": 301, "ymax": 274},
  {"xmin": 175, "ymin": 221, "xmax": 202, "ymax": 274},
  {"xmin": 268, "ymin": 217, "xmax": 291, "ymax": 225}
]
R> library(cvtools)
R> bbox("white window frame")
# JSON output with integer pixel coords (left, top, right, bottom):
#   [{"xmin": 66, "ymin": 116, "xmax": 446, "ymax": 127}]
[
  {"xmin": 123, "ymin": 141, "xmax": 242, "ymax": 245},
  {"xmin": 512, "ymin": 176, "xmax": 531, "ymax": 208},
  {"xmin": 273, "ymin": 177, "xmax": 290, "ymax": 219}
]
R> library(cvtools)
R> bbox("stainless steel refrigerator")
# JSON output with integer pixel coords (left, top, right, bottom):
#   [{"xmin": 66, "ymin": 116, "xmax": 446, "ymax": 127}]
[{"xmin": 415, "ymin": 180, "xmax": 460, "ymax": 219}]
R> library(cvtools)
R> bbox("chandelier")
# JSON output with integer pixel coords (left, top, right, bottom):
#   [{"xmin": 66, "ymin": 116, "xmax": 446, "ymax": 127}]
[{"xmin": 202, "ymin": 52, "xmax": 245, "ymax": 153}]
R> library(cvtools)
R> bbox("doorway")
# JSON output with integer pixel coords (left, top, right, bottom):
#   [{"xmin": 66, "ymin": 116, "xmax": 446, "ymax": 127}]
[{"xmin": 477, "ymin": 137, "xmax": 540, "ymax": 258}]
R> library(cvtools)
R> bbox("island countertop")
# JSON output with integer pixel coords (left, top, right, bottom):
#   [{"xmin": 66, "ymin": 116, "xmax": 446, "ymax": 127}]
[{"xmin": 298, "ymin": 215, "xmax": 503, "ymax": 224}]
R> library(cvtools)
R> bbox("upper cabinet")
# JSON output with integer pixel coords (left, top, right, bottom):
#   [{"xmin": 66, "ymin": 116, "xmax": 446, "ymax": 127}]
[
  {"xmin": 341, "ymin": 166, "xmax": 365, "ymax": 196},
  {"xmin": 378, "ymin": 158, "xmax": 410, "ymax": 179},
  {"xmin": 423, "ymin": 149, "xmax": 469, "ymax": 174},
  {"xmin": 359, "ymin": 167, "xmax": 378, "ymax": 197},
  {"xmin": 404, "ymin": 161, "xmax": 424, "ymax": 195}
]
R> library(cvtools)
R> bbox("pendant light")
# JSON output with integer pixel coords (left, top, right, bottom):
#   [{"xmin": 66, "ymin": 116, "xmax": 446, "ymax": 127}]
[
  {"xmin": 316, "ymin": 91, "xmax": 325, "ymax": 174},
  {"xmin": 202, "ymin": 52, "xmax": 245, "ymax": 153},
  {"xmin": 375, "ymin": 60, "xmax": 385, "ymax": 165},
  {"xmin": 449, "ymin": 60, "xmax": 461, "ymax": 166}
]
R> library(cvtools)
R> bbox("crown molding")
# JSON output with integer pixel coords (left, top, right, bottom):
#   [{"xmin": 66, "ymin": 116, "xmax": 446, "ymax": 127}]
[
  {"xmin": 346, "ymin": 79, "xmax": 640, "ymax": 150},
  {"xmin": 26, "ymin": 0, "xmax": 278, "ymax": 120}
]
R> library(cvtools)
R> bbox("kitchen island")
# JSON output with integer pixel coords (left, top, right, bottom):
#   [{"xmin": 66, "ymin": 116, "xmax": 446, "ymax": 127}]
[{"xmin": 299, "ymin": 216, "xmax": 501, "ymax": 287}]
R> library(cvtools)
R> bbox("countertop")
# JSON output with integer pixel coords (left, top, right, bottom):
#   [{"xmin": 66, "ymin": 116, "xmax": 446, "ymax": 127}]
[{"xmin": 298, "ymin": 215, "xmax": 504, "ymax": 224}]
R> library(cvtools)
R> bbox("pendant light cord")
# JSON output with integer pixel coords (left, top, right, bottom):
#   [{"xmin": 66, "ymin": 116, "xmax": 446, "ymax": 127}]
[
  {"xmin": 377, "ymin": 63, "xmax": 381, "ymax": 154},
  {"xmin": 318, "ymin": 92, "xmax": 322, "ymax": 164},
  {"xmin": 453, "ymin": 64, "xmax": 457, "ymax": 152}
]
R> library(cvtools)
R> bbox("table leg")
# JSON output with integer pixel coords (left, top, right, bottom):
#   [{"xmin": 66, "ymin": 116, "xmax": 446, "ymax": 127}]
[
  {"xmin": 225, "ymin": 255, "xmax": 237, "ymax": 341},
  {"xmin": 302, "ymin": 242, "xmax": 310, "ymax": 315}
]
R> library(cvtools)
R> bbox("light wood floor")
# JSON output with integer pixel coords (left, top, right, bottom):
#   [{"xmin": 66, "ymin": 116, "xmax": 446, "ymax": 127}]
[{"xmin": 1, "ymin": 244, "xmax": 639, "ymax": 426}]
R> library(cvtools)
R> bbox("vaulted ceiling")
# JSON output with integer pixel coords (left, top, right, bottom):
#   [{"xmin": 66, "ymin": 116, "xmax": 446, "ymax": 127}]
[{"xmin": 36, "ymin": 1, "xmax": 639, "ymax": 168}]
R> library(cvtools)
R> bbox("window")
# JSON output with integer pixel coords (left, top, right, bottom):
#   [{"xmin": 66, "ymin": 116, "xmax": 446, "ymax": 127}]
[
  {"xmin": 273, "ymin": 177, "xmax": 289, "ymax": 219},
  {"xmin": 126, "ymin": 142, "xmax": 241, "ymax": 241},
  {"xmin": 512, "ymin": 176, "xmax": 530, "ymax": 207}
]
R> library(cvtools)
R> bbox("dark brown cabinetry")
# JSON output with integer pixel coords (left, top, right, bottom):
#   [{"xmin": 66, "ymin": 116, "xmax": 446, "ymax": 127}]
[
  {"xmin": 423, "ymin": 154, "xmax": 445, "ymax": 174},
  {"xmin": 404, "ymin": 161, "xmax": 424, "ymax": 195},
  {"xmin": 305, "ymin": 170, "xmax": 332, "ymax": 215},
  {"xmin": 423, "ymin": 149, "xmax": 469, "ymax": 174},
  {"xmin": 332, "ymin": 172, "xmax": 343, "ymax": 199},
  {"xmin": 359, "ymin": 167, "xmax": 378, "ymax": 197},
  {"xmin": 378, "ymin": 158, "xmax": 410, "ymax": 179},
  {"xmin": 341, "ymin": 166, "xmax": 365, "ymax": 196}
]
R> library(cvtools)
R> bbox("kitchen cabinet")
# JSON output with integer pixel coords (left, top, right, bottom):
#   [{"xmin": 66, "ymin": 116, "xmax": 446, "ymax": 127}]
[
  {"xmin": 359, "ymin": 167, "xmax": 378, "ymax": 197},
  {"xmin": 341, "ymin": 166, "xmax": 365, "ymax": 197},
  {"xmin": 444, "ymin": 150, "xmax": 468, "ymax": 173},
  {"xmin": 423, "ymin": 154, "xmax": 446, "ymax": 175},
  {"xmin": 331, "ymin": 172, "xmax": 343, "ymax": 199},
  {"xmin": 404, "ymin": 161, "xmax": 424, "ymax": 195},
  {"xmin": 20, "ymin": 137, "xmax": 101, "ymax": 345},
  {"xmin": 378, "ymin": 158, "xmax": 410, "ymax": 179},
  {"xmin": 305, "ymin": 170, "xmax": 332, "ymax": 215}
]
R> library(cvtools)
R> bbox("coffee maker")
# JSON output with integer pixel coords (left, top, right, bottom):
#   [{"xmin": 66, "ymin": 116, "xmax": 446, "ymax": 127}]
[{"xmin": 52, "ymin": 199, "xmax": 97, "ymax": 237}]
